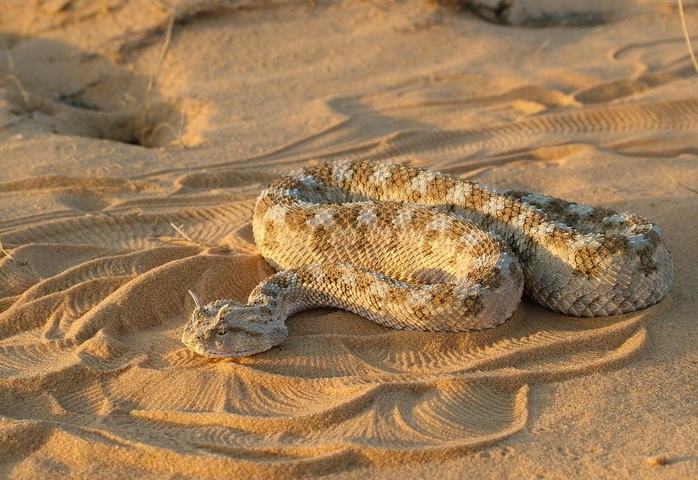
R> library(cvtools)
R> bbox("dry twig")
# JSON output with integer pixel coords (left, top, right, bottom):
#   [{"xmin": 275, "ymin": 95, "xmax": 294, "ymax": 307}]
[{"xmin": 678, "ymin": 0, "xmax": 698, "ymax": 76}]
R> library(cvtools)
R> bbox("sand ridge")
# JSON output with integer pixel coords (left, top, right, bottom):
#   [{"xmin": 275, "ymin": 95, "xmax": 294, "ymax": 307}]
[{"xmin": 1, "ymin": 0, "xmax": 697, "ymax": 478}]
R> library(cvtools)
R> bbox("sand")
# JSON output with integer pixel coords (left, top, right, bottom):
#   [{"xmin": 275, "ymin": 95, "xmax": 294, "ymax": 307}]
[{"xmin": 0, "ymin": 0, "xmax": 697, "ymax": 478}]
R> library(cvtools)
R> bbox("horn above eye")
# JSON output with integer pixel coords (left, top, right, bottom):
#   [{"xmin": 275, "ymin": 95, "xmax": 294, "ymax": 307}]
[
  {"xmin": 188, "ymin": 290, "xmax": 203, "ymax": 311},
  {"xmin": 216, "ymin": 305, "xmax": 229, "ymax": 319}
]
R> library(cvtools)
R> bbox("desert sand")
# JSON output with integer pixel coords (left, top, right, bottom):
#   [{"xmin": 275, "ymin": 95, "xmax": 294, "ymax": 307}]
[{"xmin": 0, "ymin": 0, "xmax": 697, "ymax": 478}]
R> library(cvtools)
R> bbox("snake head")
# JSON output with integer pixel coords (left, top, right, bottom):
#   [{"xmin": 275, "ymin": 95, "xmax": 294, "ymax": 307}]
[{"xmin": 182, "ymin": 291, "xmax": 287, "ymax": 358}]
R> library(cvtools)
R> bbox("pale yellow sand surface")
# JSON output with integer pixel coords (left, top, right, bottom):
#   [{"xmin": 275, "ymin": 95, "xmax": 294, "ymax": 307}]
[{"xmin": 1, "ymin": 1, "xmax": 697, "ymax": 478}]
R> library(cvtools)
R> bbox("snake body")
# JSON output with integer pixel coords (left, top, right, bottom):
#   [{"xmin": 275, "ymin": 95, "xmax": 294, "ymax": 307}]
[{"xmin": 182, "ymin": 160, "xmax": 673, "ymax": 357}]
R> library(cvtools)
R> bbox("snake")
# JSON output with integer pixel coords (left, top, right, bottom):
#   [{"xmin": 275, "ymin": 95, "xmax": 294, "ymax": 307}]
[{"xmin": 182, "ymin": 160, "xmax": 673, "ymax": 357}]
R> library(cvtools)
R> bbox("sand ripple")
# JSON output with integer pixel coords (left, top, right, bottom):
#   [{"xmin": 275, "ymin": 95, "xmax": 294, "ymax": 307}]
[
  {"xmin": 1, "ymin": 17, "xmax": 690, "ymax": 472},
  {"xmin": 0, "ymin": 186, "xmax": 648, "ymax": 474}
]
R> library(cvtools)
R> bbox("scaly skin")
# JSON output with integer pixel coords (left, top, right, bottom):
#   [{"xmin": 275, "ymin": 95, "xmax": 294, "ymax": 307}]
[{"xmin": 182, "ymin": 160, "xmax": 673, "ymax": 357}]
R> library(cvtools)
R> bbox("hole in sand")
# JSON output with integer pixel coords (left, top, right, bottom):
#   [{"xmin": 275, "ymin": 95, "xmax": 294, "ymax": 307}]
[
  {"xmin": 0, "ymin": 35, "xmax": 207, "ymax": 148},
  {"xmin": 437, "ymin": 0, "xmax": 611, "ymax": 27}
]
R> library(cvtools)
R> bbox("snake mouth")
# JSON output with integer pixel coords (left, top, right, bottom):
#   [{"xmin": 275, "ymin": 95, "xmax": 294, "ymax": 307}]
[
  {"xmin": 202, "ymin": 350, "xmax": 259, "ymax": 358},
  {"xmin": 189, "ymin": 343, "xmax": 265, "ymax": 358}
]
